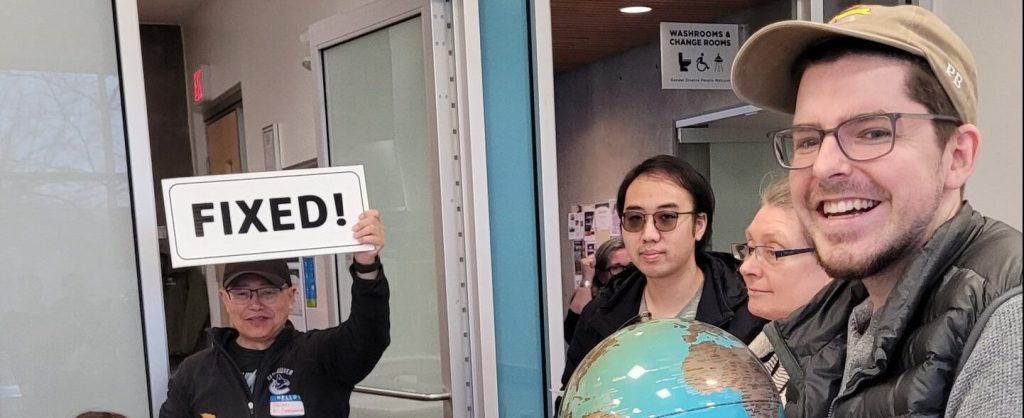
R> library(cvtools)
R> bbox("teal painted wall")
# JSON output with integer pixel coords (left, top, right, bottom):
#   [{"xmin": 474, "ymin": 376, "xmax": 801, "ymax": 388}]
[{"xmin": 478, "ymin": 0, "xmax": 546, "ymax": 415}]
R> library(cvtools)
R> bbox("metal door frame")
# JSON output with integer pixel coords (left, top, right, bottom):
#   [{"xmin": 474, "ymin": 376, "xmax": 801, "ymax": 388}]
[
  {"xmin": 308, "ymin": 0, "xmax": 475, "ymax": 415},
  {"xmin": 111, "ymin": 0, "xmax": 170, "ymax": 414}
]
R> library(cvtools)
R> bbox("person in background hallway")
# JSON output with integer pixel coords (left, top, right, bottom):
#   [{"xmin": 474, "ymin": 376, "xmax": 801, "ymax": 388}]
[
  {"xmin": 160, "ymin": 210, "xmax": 390, "ymax": 418},
  {"xmin": 560, "ymin": 155, "xmax": 766, "ymax": 393},
  {"xmin": 732, "ymin": 176, "xmax": 832, "ymax": 402},
  {"xmin": 731, "ymin": 4, "xmax": 1022, "ymax": 417},
  {"xmin": 563, "ymin": 236, "xmax": 630, "ymax": 343}
]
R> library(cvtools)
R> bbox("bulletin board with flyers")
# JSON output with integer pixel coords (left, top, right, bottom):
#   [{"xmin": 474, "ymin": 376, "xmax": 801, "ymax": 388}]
[{"xmin": 567, "ymin": 199, "xmax": 620, "ymax": 286}]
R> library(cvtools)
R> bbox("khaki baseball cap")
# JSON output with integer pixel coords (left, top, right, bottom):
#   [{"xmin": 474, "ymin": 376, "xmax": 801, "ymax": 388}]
[{"xmin": 732, "ymin": 4, "xmax": 976, "ymax": 124}]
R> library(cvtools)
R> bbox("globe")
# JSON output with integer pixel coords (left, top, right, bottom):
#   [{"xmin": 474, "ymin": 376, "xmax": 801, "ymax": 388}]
[{"xmin": 560, "ymin": 319, "xmax": 782, "ymax": 418}]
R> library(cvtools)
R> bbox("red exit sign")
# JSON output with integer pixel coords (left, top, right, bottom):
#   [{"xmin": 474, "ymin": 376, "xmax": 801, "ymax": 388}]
[{"xmin": 192, "ymin": 66, "xmax": 208, "ymax": 103}]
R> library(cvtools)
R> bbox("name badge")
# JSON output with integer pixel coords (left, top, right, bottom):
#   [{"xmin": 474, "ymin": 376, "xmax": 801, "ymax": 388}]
[{"xmin": 269, "ymin": 394, "xmax": 305, "ymax": 417}]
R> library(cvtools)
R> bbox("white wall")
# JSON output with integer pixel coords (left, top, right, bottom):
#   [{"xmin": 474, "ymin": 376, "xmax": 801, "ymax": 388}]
[
  {"xmin": 934, "ymin": 1, "xmax": 1023, "ymax": 230},
  {"xmin": 180, "ymin": 0, "xmax": 376, "ymax": 328},
  {"xmin": 181, "ymin": 0, "xmax": 373, "ymax": 171}
]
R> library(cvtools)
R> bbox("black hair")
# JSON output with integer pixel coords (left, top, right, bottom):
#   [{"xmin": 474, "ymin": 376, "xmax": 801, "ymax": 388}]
[
  {"xmin": 794, "ymin": 37, "xmax": 959, "ymax": 142},
  {"xmin": 615, "ymin": 155, "xmax": 715, "ymax": 252}
]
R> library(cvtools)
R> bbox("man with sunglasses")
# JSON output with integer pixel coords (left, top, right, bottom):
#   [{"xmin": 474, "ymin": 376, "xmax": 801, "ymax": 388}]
[
  {"xmin": 161, "ymin": 210, "xmax": 389, "ymax": 418},
  {"xmin": 559, "ymin": 155, "xmax": 766, "ymax": 392},
  {"xmin": 732, "ymin": 5, "xmax": 1022, "ymax": 417}
]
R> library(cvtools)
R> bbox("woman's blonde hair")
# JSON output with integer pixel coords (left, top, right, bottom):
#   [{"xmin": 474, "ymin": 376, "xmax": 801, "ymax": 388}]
[{"xmin": 759, "ymin": 173, "xmax": 792, "ymax": 208}]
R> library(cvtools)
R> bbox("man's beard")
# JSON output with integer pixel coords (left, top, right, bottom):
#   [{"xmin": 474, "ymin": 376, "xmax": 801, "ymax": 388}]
[
  {"xmin": 809, "ymin": 174, "xmax": 941, "ymax": 282},
  {"xmin": 822, "ymin": 230, "xmax": 920, "ymax": 281}
]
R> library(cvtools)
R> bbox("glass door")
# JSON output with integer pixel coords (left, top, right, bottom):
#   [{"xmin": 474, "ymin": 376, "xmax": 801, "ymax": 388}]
[
  {"xmin": 309, "ymin": 0, "xmax": 471, "ymax": 416},
  {"xmin": 0, "ymin": 0, "xmax": 164, "ymax": 416}
]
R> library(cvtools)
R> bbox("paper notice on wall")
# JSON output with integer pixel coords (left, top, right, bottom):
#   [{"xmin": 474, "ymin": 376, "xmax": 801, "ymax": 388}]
[
  {"xmin": 572, "ymin": 239, "xmax": 585, "ymax": 286},
  {"xmin": 610, "ymin": 199, "xmax": 621, "ymax": 235},
  {"xmin": 594, "ymin": 202, "xmax": 612, "ymax": 232},
  {"xmin": 286, "ymin": 258, "xmax": 307, "ymax": 331},
  {"xmin": 582, "ymin": 205, "xmax": 595, "ymax": 237},
  {"xmin": 568, "ymin": 211, "xmax": 584, "ymax": 240}
]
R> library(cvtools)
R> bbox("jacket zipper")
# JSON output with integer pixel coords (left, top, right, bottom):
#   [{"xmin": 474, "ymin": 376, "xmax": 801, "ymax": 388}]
[
  {"xmin": 211, "ymin": 339, "xmax": 260, "ymax": 417},
  {"xmin": 826, "ymin": 374, "xmax": 852, "ymax": 418},
  {"xmin": 828, "ymin": 367, "xmax": 874, "ymax": 418}
]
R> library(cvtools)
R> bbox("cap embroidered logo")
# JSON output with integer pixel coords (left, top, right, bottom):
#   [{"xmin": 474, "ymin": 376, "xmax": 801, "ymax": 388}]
[{"xmin": 829, "ymin": 5, "xmax": 872, "ymax": 24}]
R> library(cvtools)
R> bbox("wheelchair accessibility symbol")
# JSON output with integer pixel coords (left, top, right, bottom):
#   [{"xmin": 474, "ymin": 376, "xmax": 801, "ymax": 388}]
[{"xmin": 695, "ymin": 53, "xmax": 710, "ymax": 72}]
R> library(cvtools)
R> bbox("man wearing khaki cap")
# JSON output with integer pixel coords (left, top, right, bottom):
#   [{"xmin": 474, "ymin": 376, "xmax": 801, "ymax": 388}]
[
  {"xmin": 160, "ymin": 210, "xmax": 390, "ymax": 418},
  {"xmin": 732, "ymin": 5, "xmax": 1021, "ymax": 418}
]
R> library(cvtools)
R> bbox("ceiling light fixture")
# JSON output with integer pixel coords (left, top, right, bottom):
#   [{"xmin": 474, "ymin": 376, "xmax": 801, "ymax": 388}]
[{"xmin": 620, "ymin": 6, "xmax": 652, "ymax": 14}]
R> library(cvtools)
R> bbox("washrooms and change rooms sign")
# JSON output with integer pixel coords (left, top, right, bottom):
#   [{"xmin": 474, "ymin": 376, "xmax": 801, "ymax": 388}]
[
  {"xmin": 660, "ymin": 22, "xmax": 740, "ymax": 90},
  {"xmin": 163, "ymin": 166, "xmax": 373, "ymax": 267}
]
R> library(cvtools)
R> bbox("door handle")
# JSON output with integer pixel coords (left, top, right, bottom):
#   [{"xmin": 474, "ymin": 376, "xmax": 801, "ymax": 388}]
[{"xmin": 353, "ymin": 385, "xmax": 451, "ymax": 401}]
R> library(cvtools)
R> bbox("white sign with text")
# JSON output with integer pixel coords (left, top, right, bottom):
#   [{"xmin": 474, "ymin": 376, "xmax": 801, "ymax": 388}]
[
  {"xmin": 660, "ymin": 22, "xmax": 740, "ymax": 90},
  {"xmin": 162, "ymin": 166, "xmax": 372, "ymax": 267}
]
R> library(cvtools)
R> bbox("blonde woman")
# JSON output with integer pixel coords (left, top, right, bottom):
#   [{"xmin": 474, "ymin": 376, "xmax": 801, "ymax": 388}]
[{"xmin": 733, "ymin": 177, "xmax": 831, "ymax": 401}]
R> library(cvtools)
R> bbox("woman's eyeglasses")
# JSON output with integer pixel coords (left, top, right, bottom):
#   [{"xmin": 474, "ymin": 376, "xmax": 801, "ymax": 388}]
[
  {"xmin": 731, "ymin": 243, "xmax": 815, "ymax": 264},
  {"xmin": 604, "ymin": 263, "xmax": 631, "ymax": 276}
]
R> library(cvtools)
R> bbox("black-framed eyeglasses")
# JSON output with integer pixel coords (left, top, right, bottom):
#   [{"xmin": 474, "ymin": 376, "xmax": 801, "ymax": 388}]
[
  {"xmin": 226, "ymin": 286, "xmax": 285, "ymax": 304},
  {"xmin": 604, "ymin": 263, "xmax": 631, "ymax": 276},
  {"xmin": 731, "ymin": 243, "xmax": 815, "ymax": 264},
  {"xmin": 769, "ymin": 113, "xmax": 961, "ymax": 169},
  {"xmin": 620, "ymin": 210, "xmax": 697, "ymax": 233}
]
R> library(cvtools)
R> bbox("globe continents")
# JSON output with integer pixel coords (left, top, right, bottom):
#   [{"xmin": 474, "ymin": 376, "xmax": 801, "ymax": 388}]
[{"xmin": 561, "ymin": 319, "xmax": 782, "ymax": 418}]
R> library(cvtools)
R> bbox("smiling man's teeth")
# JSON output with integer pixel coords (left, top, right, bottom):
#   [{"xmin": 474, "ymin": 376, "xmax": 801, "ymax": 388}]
[{"xmin": 823, "ymin": 199, "xmax": 879, "ymax": 215}]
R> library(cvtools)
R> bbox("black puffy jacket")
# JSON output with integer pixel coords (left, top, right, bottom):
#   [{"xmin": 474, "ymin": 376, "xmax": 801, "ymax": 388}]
[{"xmin": 766, "ymin": 203, "xmax": 1023, "ymax": 418}]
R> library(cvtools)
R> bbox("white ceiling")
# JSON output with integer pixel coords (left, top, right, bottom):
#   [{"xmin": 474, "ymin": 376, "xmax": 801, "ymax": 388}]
[{"xmin": 136, "ymin": 0, "xmax": 203, "ymax": 24}]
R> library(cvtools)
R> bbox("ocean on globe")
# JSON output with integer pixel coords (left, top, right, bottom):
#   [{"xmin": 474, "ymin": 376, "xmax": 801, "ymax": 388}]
[{"xmin": 560, "ymin": 318, "xmax": 782, "ymax": 418}]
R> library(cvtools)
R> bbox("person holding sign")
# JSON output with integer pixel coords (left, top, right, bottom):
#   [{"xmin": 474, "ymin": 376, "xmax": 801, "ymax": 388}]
[{"xmin": 159, "ymin": 210, "xmax": 389, "ymax": 418}]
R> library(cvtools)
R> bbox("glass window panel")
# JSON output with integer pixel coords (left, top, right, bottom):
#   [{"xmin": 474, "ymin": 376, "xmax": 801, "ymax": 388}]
[
  {"xmin": 322, "ymin": 16, "xmax": 446, "ymax": 396},
  {"xmin": 351, "ymin": 392, "xmax": 445, "ymax": 418},
  {"xmin": 0, "ymin": 1, "xmax": 150, "ymax": 416}
]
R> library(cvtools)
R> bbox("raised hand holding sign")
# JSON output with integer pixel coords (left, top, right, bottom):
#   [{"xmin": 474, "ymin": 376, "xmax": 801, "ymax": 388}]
[{"xmin": 162, "ymin": 165, "xmax": 372, "ymax": 267}]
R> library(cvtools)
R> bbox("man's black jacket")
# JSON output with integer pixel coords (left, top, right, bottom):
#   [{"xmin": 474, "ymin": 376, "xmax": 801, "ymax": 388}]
[
  {"xmin": 160, "ymin": 269, "xmax": 390, "ymax": 418},
  {"xmin": 561, "ymin": 251, "xmax": 765, "ymax": 387}
]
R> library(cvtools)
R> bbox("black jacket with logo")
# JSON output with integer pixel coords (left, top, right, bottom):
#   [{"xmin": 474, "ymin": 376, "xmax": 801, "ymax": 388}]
[
  {"xmin": 561, "ymin": 251, "xmax": 766, "ymax": 387},
  {"xmin": 159, "ymin": 268, "xmax": 390, "ymax": 418}
]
